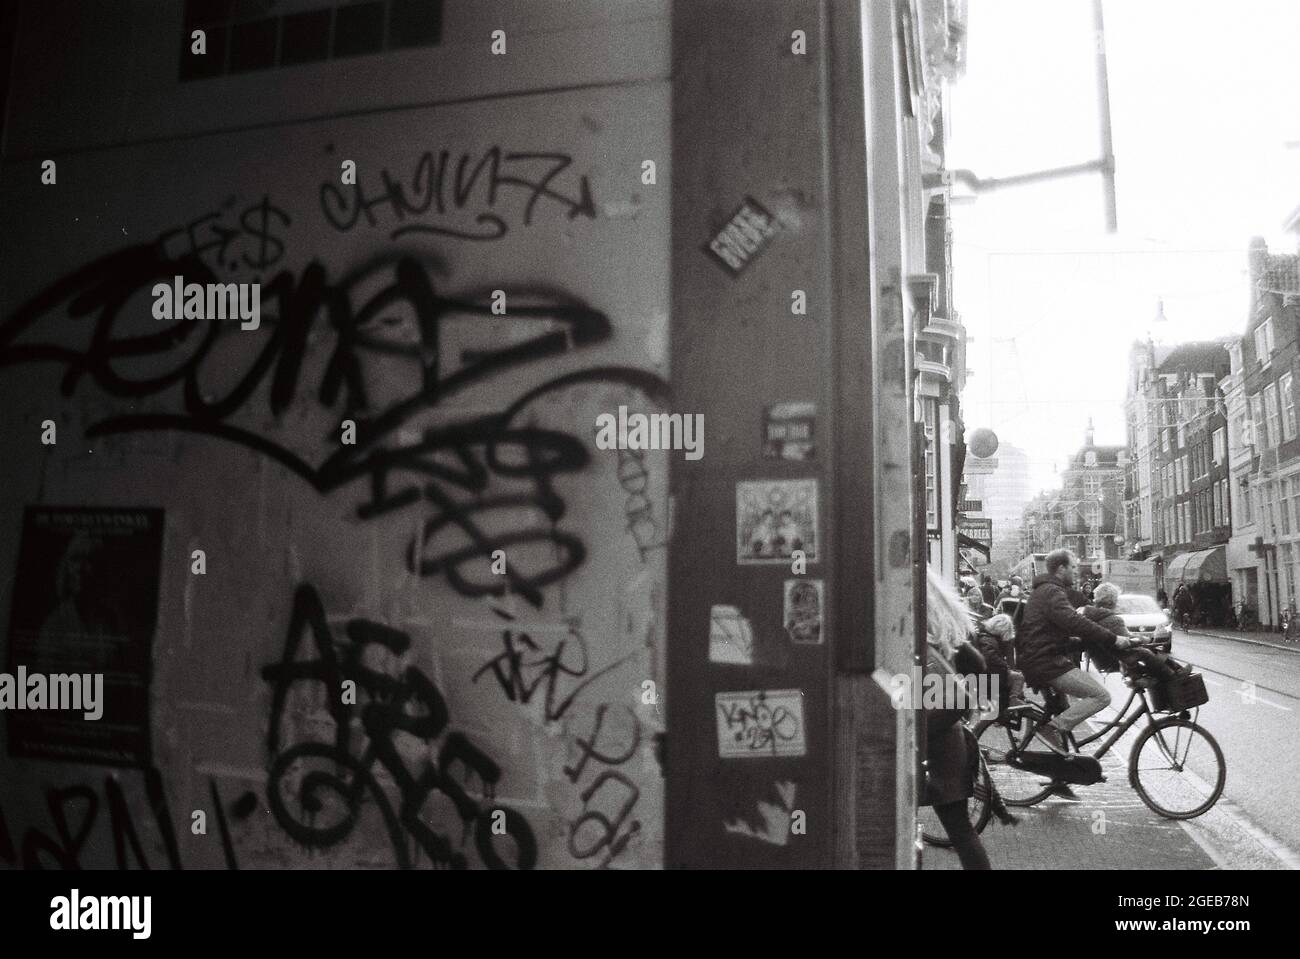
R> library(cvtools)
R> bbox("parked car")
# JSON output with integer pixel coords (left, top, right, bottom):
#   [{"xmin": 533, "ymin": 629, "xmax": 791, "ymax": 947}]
[{"xmin": 1114, "ymin": 593, "xmax": 1173, "ymax": 654}]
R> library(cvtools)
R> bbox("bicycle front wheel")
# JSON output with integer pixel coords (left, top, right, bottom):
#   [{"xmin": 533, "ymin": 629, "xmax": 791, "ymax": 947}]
[
  {"xmin": 973, "ymin": 718, "xmax": 1056, "ymax": 807},
  {"xmin": 1129, "ymin": 718, "xmax": 1226, "ymax": 820}
]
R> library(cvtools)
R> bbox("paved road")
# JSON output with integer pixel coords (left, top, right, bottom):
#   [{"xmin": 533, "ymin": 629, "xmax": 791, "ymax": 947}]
[{"xmin": 1159, "ymin": 628, "xmax": 1300, "ymax": 860}]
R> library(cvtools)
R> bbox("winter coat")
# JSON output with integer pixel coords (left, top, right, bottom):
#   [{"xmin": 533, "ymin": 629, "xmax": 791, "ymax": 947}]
[
  {"xmin": 972, "ymin": 628, "xmax": 1013, "ymax": 716},
  {"xmin": 919, "ymin": 644, "xmax": 983, "ymax": 807},
  {"xmin": 1077, "ymin": 604, "xmax": 1130, "ymax": 672},
  {"xmin": 1015, "ymin": 574, "xmax": 1126, "ymax": 687}
]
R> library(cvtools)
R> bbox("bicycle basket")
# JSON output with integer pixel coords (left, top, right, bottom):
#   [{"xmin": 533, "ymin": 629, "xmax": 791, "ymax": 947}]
[{"xmin": 1149, "ymin": 671, "xmax": 1209, "ymax": 713}]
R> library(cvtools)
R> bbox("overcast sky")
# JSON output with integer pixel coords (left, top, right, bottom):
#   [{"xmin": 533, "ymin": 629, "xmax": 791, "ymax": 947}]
[{"xmin": 950, "ymin": 0, "xmax": 1300, "ymax": 493}]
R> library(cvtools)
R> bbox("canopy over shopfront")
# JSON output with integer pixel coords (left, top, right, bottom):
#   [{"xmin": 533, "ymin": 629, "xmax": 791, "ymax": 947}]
[{"xmin": 1166, "ymin": 545, "xmax": 1228, "ymax": 584}]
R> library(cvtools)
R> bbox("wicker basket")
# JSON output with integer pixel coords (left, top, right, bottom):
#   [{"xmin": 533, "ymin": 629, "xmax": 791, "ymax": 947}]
[{"xmin": 1149, "ymin": 671, "xmax": 1209, "ymax": 713}]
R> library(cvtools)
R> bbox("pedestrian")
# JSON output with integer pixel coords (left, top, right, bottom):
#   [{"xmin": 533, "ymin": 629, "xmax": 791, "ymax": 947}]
[
  {"xmin": 921, "ymin": 565, "xmax": 992, "ymax": 870},
  {"xmin": 980, "ymin": 574, "xmax": 998, "ymax": 607}
]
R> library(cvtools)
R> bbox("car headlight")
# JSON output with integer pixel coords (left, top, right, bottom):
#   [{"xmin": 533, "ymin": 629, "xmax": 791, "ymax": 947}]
[{"xmin": 1153, "ymin": 624, "xmax": 1171, "ymax": 641}]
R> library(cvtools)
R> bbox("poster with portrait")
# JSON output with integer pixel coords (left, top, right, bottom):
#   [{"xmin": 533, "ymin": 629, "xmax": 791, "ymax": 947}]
[
  {"xmin": 735, "ymin": 479, "xmax": 818, "ymax": 564},
  {"xmin": 783, "ymin": 579, "xmax": 824, "ymax": 645},
  {"xmin": 5, "ymin": 506, "xmax": 164, "ymax": 766}
]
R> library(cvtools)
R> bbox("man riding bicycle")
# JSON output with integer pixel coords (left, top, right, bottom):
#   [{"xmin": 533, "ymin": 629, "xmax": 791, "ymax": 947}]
[{"xmin": 1015, "ymin": 549, "xmax": 1135, "ymax": 755}]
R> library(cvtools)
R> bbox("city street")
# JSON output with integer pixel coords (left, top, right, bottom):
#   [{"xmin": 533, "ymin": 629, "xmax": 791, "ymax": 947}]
[
  {"xmin": 1166, "ymin": 628, "xmax": 1300, "ymax": 859},
  {"xmin": 925, "ymin": 628, "xmax": 1300, "ymax": 870}
]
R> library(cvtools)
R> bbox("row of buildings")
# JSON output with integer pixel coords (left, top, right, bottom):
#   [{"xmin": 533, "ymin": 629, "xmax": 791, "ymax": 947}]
[{"xmin": 1121, "ymin": 229, "xmax": 1300, "ymax": 625}]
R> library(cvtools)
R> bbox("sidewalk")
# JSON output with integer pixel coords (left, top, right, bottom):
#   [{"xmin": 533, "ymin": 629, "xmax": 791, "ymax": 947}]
[
  {"xmin": 922, "ymin": 721, "xmax": 1217, "ymax": 870},
  {"xmin": 1181, "ymin": 625, "xmax": 1300, "ymax": 654}
]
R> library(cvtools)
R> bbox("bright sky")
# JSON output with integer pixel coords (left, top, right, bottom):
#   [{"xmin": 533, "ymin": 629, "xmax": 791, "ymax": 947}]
[{"xmin": 950, "ymin": 0, "xmax": 1300, "ymax": 494}]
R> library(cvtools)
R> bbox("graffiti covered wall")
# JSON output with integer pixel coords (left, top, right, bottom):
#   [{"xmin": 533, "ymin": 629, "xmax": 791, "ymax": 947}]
[{"xmin": 0, "ymin": 4, "xmax": 669, "ymax": 869}]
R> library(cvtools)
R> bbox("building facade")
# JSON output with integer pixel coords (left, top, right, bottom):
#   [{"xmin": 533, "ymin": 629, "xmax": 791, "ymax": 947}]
[
  {"xmin": 962, "ymin": 440, "xmax": 1033, "ymax": 577},
  {"xmin": 1225, "ymin": 236, "xmax": 1300, "ymax": 626},
  {"xmin": 1122, "ymin": 336, "xmax": 1232, "ymax": 611},
  {"xmin": 1016, "ymin": 426, "xmax": 1124, "ymax": 572}
]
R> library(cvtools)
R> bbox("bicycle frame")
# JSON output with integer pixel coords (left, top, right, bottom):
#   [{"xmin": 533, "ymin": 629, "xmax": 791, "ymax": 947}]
[
  {"xmin": 1068, "ymin": 687, "xmax": 1151, "ymax": 759},
  {"xmin": 1011, "ymin": 684, "xmax": 1154, "ymax": 761}
]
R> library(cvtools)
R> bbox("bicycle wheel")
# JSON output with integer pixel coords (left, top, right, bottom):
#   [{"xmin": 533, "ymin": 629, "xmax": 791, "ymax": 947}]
[
  {"xmin": 973, "ymin": 717, "xmax": 1056, "ymax": 807},
  {"xmin": 919, "ymin": 756, "xmax": 993, "ymax": 847},
  {"xmin": 1128, "ymin": 718, "xmax": 1226, "ymax": 820}
]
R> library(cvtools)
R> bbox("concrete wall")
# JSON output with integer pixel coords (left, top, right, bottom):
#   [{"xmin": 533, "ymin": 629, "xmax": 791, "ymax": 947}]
[{"xmin": 0, "ymin": 0, "xmax": 669, "ymax": 869}]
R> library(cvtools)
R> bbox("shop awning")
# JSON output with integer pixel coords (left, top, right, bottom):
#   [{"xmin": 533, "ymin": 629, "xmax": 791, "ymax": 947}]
[
  {"xmin": 1167, "ymin": 546, "xmax": 1227, "ymax": 584},
  {"xmin": 958, "ymin": 533, "xmax": 990, "ymax": 558}
]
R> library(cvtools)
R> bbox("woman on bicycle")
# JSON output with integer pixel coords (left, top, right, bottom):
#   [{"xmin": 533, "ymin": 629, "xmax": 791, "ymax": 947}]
[{"xmin": 921, "ymin": 566, "xmax": 992, "ymax": 870}]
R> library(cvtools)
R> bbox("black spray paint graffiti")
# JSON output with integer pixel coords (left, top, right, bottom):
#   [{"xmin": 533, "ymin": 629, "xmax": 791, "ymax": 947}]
[
  {"xmin": 0, "ymin": 243, "xmax": 670, "ymax": 607},
  {"xmin": 261, "ymin": 582, "xmax": 536, "ymax": 869},
  {"xmin": 472, "ymin": 608, "xmax": 636, "ymax": 724},
  {"xmin": 319, "ymin": 146, "xmax": 596, "ymax": 241},
  {"xmin": 616, "ymin": 445, "xmax": 667, "ymax": 562},
  {"xmin": 0, "ymin": 767, "xmax": 242, "ymax": 870},
  {"xmin": 563, "ymin": 703, "xmax": 643, "ymax": 867},
  {"xmin": 156, "ymin": 194, "xmax": 292, "ymax": 275}
]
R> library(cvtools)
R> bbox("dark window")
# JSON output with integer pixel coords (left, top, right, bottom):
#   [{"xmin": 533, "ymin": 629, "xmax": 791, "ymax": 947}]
[
  {"xmin": 281, "ymin": 9, "xmax": 332, "ymax": 65},
  {"xmin": 229, "ymin": 17, "xmax": 279, "ymax": 73},
  {"xmin": 334, "ymin": 2, "xmax": 384, "ymax": 58},
  {"xmin": 184, "ymin": 0, "xmax": 234, "ymax": 27},
  {"xmin": 388, "ymin": 0, "xmax": 442, "ymax": 49}
]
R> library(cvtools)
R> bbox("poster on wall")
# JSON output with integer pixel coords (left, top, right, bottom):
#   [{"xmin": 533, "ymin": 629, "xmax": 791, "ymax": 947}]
[
  {"xmin": 735, "ymin": 479, "xmax": 819, "ymax": 564},
  {"xmin": 4, "ymin": 506, "xmax": 164, "ymax": 767},
  {"xmin": 783, "ymin": 579, "xmax": 824, "ymax": 645}
]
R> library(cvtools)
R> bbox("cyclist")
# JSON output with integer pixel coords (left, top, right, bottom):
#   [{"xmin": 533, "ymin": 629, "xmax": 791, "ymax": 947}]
[{"xmin": 1016, "ymin": 549, "xmax": 1134, "ymax": 755}]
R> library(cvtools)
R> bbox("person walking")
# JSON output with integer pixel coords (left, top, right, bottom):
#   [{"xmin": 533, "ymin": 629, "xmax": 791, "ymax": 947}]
[
  {"xmin": 920, "ymin": 566, "xmax": 992, "ymax": 870},
  {"xmin": 980, "ymin": 574, "xmax": 998, "ymax": 607}
]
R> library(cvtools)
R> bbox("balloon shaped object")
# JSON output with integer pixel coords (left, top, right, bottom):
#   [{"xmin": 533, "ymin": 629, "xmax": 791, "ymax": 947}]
[{"xmin": 968, "ymin": 427, "xmax": 999, "ymax": 458}]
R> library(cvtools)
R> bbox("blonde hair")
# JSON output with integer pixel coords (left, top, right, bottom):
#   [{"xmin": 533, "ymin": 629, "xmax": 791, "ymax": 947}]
[
  {"xmin": 982, "ymin": 613, "xmax": 1015, "ymax": 638},
  {"xmin": 1093, "ymin": 582, "xmax": 1120, "ymax": 607},
  {"xmin": 927, "ymin": 565, "xmax": 975, "ymax": 659}
]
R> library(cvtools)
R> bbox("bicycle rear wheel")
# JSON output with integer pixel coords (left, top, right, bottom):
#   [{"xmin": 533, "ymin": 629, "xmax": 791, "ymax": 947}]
[
  {"xmin": 1128, "ymin": 718, "xmax": 1225, "ymax": 819},
  {"xmin": 919, "ymin": 758, "xmax": 993, "ymax": 848},
  {"xmin": 973, "ymin": 717, "xmax": 1056, "ymax": 807}
]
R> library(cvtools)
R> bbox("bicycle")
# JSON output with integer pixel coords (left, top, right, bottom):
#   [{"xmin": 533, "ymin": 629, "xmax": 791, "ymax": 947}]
[{"xmin": 969, "ymin": 661, "xmax": 1226, "ymax": 822}]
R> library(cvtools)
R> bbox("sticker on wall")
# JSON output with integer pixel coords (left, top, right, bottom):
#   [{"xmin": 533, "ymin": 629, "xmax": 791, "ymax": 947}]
[
  {"xmin": 723, "ymin": 780, "xmax": 798, "ymax": 846},
  {"xmin": 736, "ymin": 479, "xmax": 818, "ymax": 564},
  {"xmin": 704, "ymin": 196, "xmax": 780, "ymax": 277},
  {"xmin": 763, "ymin": 402, "xmax": 816, "ymax": 461},
  {"xmin": 784, "ymin": 579, "xmax": 824, "ymax": 644},
  {"xmin": 709, "ymin": 604, "xmax": 755, "ymax": 664},
  {"xmin": 715, "ymin": 689, "xmax": 806, "ymax": 758}
]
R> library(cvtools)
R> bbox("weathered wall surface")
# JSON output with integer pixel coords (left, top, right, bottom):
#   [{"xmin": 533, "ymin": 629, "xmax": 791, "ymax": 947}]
[{"xmin": 0, "ymin": 2, "xmax": 669, "ymax": 869}]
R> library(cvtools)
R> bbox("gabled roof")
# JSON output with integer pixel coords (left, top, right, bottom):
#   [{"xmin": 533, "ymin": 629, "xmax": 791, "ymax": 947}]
[{"xmin": 1156, "ymin": 341, "xmax": 1230, "ymax": 375}]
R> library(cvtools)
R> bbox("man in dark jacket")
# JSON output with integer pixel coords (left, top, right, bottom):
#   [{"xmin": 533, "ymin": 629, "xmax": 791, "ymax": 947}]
[
  {"xmin": 1016, "ymin": 549, "xmax": 1131, "ymax": 752},
  {"xmin": 980, "ymin": 574, "xmax": 998, "ymax": 607}
]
